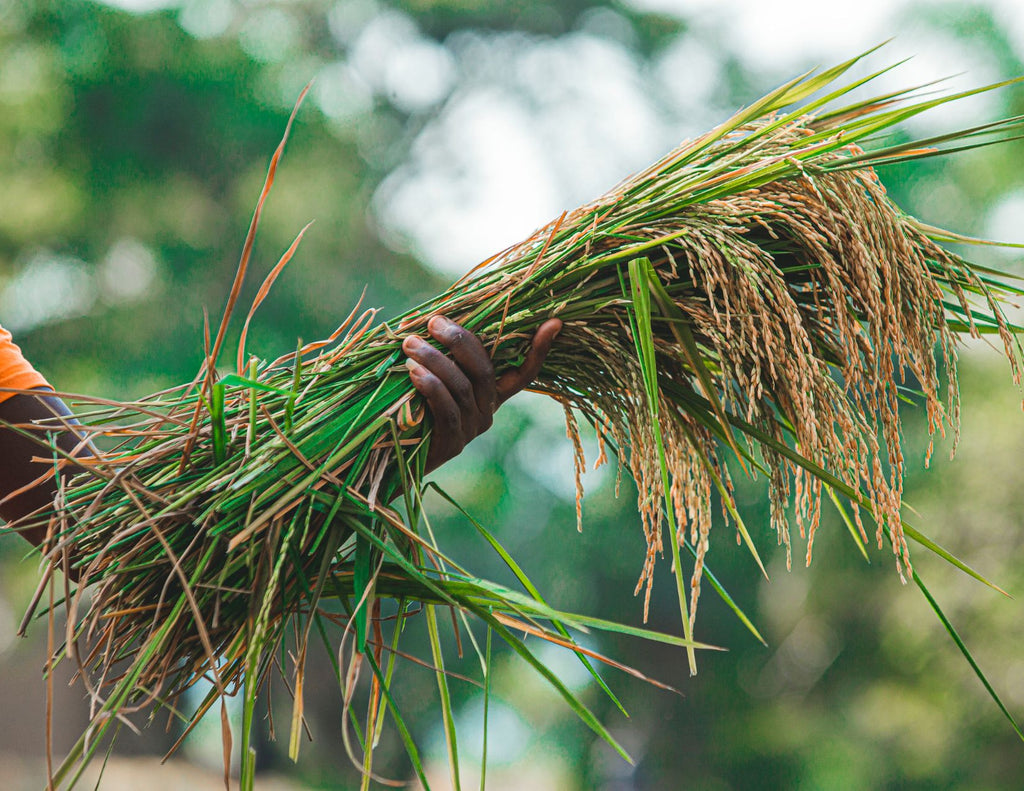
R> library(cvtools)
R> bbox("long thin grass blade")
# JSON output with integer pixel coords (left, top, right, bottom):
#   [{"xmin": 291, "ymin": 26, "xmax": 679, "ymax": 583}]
[{"xmin": 913, "ymin": 570, "xmax": 1024, "ymax": 742}]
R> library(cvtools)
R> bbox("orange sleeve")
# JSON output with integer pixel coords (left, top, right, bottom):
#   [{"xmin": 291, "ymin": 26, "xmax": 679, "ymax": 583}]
[{"xmin": 0, "ymin": 323, "xmax": 51, "ymax": 404}]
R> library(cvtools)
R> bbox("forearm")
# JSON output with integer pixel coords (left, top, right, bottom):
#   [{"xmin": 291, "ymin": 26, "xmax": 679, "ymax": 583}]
[{"xmin": 0, "ymin": 390, "xmax": 86, "ymax": 547}]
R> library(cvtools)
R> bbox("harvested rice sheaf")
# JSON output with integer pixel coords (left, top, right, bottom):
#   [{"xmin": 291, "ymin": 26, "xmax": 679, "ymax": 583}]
[{"xmin": 16, "ymin": 55, "xmax": 1024, "ymax": 785}]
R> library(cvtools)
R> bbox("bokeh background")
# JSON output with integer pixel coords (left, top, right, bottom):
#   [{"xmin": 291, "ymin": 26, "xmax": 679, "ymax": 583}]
[{"xmin": 2, "ymin": 0, "xmax": 1024, "ymax": 788}]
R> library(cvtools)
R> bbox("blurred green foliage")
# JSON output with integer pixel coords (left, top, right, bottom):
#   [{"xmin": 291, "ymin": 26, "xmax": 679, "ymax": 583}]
[{"xmin": 2, "ymin": 0, "xmax": 1024, "ymax": 788}]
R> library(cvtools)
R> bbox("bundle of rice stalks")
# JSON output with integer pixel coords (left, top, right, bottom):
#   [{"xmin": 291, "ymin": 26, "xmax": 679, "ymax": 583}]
[{"xmin": 13, "ymin": 51, "xmax": 1024, "ymax": 787}]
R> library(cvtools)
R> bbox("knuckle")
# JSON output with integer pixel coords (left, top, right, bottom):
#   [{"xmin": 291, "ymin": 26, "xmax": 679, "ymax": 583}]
[
  {"xmin": 476, "ymin": 356, "xmax": 495, "ymax": 381},
  {"xmin": 415, "ymin": 345, "xmax": 443, "ymax": 368},
  {"xmin": 414, "ymin": 370, "xmax": 440, "ymax": 394},
  {"xmin": 447, "ymin": 327, "xmax": 469, "ymax": 350},
  {"xmin": 450, "ymin": 376, "xmax": 474, "ymax": 406},
  {"xmin": 440, "ymin": 402, "xmax": 460, "ymax": 428}
]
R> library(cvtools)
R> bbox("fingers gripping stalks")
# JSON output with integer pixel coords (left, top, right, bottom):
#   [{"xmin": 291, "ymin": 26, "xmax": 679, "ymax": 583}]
[{"xmin": 403, "ymin": 315, "xmax": 563, "ymax": 472}]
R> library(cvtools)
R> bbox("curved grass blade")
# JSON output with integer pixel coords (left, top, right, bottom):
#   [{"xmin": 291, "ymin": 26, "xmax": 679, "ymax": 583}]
[
  {"xmin": 625, "ymin": 257, "xmax": 697, "ymax": 675},
  {"xmin": 681, "ymin": 543, "xmax": 768, "ymax": 647},
  {"xmin": 827, "ymin": 485, "xmax": 871, "ymax": 564},
  {"xmin": 476, "ymin": 609, "xmax": 635, "ymax": 764},
  {"xmin": 364, "ymin": 652, "xmax": 431, "ymax": 791},
  {"xmin": 426, "ymin": 603, "xmax": 462, "ymax": 791},
  {"xmin": 427, "ymin": 481, "xmax": 629, "ymax": 716},
  {"xmin": 480, "ymin": 626, "xmax": 492, "ymax": 791},
  {"xmin": 913, "ymin": 570, "xmax": 1024, "ymax": 742}
]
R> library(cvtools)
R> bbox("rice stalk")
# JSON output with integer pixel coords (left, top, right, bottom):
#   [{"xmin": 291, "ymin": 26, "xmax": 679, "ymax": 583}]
[{"xmin": 10, "ymin": 51, "xmax": 1024, "ymax": 786}]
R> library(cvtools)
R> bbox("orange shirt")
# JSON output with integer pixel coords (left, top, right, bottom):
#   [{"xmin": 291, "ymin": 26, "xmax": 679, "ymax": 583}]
[{"xmin": 0, "ymin": 323, "xmax": 51, "ymax": 404}]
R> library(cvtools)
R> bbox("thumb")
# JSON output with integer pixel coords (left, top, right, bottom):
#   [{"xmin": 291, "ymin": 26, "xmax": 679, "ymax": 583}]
[{"xmin": 496, "ymin": 318, "xmax": 562, "ymax": 405}]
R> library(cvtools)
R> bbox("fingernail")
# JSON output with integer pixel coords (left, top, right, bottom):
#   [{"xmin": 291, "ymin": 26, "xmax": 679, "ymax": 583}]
[
  {"xmin": 404, "ymin": 335, "xmax": 425, "ymax": 350},
  {"xmin": 428, "ymin": 315, "xmax": 452, "ymax": 331},
  {"xmin": 406, "ymin": 358, "xmax": 425, "ymax": 374}
]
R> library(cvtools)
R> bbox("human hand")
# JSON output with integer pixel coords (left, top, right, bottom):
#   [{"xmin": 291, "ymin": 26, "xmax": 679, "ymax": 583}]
[{"xmin": 402, "ymin": 315, "xmax": 562, "ymax": 473}]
